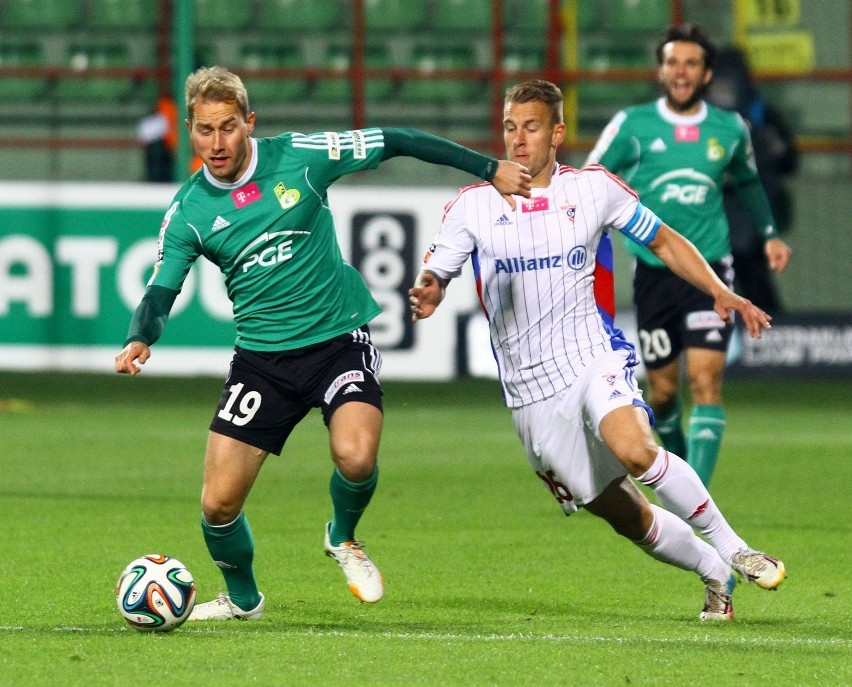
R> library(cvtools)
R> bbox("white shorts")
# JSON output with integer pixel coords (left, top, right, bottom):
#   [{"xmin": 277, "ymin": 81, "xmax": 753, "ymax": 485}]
[{"xmin": 511, "ymin": 349, "xmax": 651, "ymax": 515}]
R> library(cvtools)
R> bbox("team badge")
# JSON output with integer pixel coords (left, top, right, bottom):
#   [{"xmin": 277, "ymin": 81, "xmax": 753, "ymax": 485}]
[
  {"xmin": 274, "ymin": 182, "xmax": 301, "ymax": 209},
  {"xmin": 564, "ymin": 204, "xmax": 576, "ymax": 223},
  {"xmin": 706, "ymin": 137, "xmax": 725, "ymax": 161}
]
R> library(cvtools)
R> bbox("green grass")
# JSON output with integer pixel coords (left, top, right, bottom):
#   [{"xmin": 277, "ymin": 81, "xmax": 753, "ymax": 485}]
[{"xmin": 0, "ymin": 373, "xmax": 849, "ymax": 686}]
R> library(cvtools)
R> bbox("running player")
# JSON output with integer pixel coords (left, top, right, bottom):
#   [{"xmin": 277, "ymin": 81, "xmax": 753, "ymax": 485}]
[
  {"xmin": 410, "ymin": 79, "xmax": 786, "ymax": 621},
  {"xmin": 584, "ymin": 24, "xmax": 792, "ymax": 485},
  {"xmin": 114, "ymin": 66, "xmax": 532, "ymax": 620}
]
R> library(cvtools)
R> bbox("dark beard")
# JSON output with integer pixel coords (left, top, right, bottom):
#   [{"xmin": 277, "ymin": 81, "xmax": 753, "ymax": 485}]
[{"xmin": 665, "ymin": 83, "xmax": 708, "ymax": 113}]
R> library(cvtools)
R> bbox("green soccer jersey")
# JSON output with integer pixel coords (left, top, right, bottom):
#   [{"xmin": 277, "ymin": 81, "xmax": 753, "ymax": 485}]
[
  {"xmin": 586, "ymin": 98, "xmax": 766, "ymax": 267},
  {"xmin": 152, "ymin": 130, "xmax": 386, "ymax": 351}
]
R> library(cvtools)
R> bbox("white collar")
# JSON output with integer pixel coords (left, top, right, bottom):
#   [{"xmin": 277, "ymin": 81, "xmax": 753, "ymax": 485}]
[
  {"xmin": 655, "ymin": 97, "xmax": 708, "ymax": 126},
  {"xmin": 202, "ymin": 137, "xmax": 259, "ymax": 189}
]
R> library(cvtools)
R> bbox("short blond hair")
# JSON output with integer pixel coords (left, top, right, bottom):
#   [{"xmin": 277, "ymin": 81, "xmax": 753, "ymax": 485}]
[
  {"xmin": 505, "ymin": 79, "xmax": 564, "ymax": 125},
  {"xmin": 184, "ymin": 66, "xmax": 250, "ymax": 121}
]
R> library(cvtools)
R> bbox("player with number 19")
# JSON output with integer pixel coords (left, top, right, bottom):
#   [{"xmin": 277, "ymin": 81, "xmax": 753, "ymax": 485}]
[{"xmin": 114, "ymin": 66, "xmax": 532, "ymax": 619}]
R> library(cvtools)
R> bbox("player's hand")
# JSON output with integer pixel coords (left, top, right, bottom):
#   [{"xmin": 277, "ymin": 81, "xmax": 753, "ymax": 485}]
[
  {"xmin": 491, "ymin": 160, "xmax": 532, "ymax": 211},
  {"xmin": 408, "ymin": 271, "xmax": 445, "ymax": 321},
  {"xmin": 765, "ymin": 237, "xmax": 792, "ymax": 272},
  {"xmin": 713, "ymin": 291, "xmax": 772, "ymax": 339},
  {"xmin": 115, "ymin": 341, "xmax": 151, "ymax": 375}
]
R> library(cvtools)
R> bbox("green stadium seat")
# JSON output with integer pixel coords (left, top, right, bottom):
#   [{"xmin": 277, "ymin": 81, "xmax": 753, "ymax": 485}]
[
  {"xmin": 0, "ymin": 42, "xmax": 47, "ymax": 101},
  {"xmin": 239, "ymin": 43, "xmax": 307, "ymax": 103},
  {"xmin": 55, "ymin": 44, "xmax": 135, "ymax": 102},
  {"xmin": 578, "ymin": 42, "xmax": 655, "ymax": 106},
  {"xmin": 257, "ymin": 0, "xmax": 345, "ymax": 31},
  {"xmin": 364, "ymin": 0, "xmax": 426, "ymax": 32},
  {"xmin": 605, "ymin": 0, "xmax": 671, "ymax": 32},
  {"xmin": 501, "ymin": 46, "xmax": 545, "ymax": 94},
  {"xmin": 86, "ymin": 0, "xmax": 157, "ymax": 30},
  {"xmin": 194, "ymin": 0, "xmax": 253, "ymax": 30},
  {"xmin": 431, "ymin": 0, "xmax": 492, "ymax": 32},
  {"xmin": 504, "ymin": 0, "xmax": 548, "ymax": 32},
  {"xmin": 398, "ymin": 44, "xmax": 484, "ymax": 104},
  {"xmin": 1, "ymin": 0, "xmax": 81, "ymax": 29},
  {"xmin": 312, "ymin": 43, "xmax": 394, "ymax": 104}
]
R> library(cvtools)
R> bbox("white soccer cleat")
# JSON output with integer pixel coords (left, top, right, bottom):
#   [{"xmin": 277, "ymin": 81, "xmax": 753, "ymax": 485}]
[
  {"xmin": 186, "ymin": 592, "xmax": 265, "ymax": 621},
  {"xmin": 731, "ymin": 549, "xmax": 786, "ymax": 590},
  {"xmin": 324, "ymin": 522, "xmax": 384, "ymax": 604},
  {"xmin": 700, "ymin": 571, "xmax": 736, "ymax": 621}
]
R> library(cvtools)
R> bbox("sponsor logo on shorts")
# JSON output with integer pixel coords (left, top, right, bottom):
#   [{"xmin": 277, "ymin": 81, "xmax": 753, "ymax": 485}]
[
  {"xmin": 687, "ymin": 310, "xmax": 725, "ymax": 330},
  {"xmin": 324, "ymin": 370, "xmax": 365, "ymax": 405}
]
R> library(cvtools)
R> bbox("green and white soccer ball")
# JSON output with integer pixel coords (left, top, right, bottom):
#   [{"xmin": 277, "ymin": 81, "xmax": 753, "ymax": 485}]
[{"xmin": 115, "ymin": 554, "xmax": 196, "ymax": 631}]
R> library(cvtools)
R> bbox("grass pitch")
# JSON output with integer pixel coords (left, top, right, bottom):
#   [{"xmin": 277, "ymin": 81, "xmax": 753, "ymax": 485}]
[{"xmin": 0, "ymin": 372, "xmax": 849, "ymax": 686}]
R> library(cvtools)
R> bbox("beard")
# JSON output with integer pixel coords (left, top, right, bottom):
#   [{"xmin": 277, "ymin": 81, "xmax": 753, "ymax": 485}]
[{"xmin": 664, "ymin": 81, "xmax": 709, "ymax": 113}]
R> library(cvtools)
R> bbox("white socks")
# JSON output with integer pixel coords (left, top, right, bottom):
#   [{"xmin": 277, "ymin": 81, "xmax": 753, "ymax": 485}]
[
  {"xmin": 635, "ymin": 504, "xmax": 730, "ymax": 583},
  {"xmin": 638, "ymin": 447, "xmax": 747, "ymax": 564}
]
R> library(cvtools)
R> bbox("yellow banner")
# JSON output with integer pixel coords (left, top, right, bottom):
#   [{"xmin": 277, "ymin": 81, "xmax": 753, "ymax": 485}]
[
  {"xmin": 744, "ymin": 31, "xmax": 814, "ymax": 74},
  {"xmin": 738, "ymin": 0, "xmax": 800, "ymax": 27}
]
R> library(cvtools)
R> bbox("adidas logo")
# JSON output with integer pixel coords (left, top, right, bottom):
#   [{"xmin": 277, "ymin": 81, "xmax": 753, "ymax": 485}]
[
  {"xmin": 342, "ymin": 383, "xmax": 362, "ymax": 395},
  {"xmin": 608, "ymin": 390, "xmax": 624, "ymax": 400},
  {"xmin": 211, "ymin": 215, "xmax": 231, "ymax": 232},
  {"xmin": 494, "ymin": 213, "xmax": 512, "ymax": 226},
  {"xmin": 705, "ymin": 330, "xmax": 723, "ymax": 343},
  {"xmin": 649, "ymin": 138, "xmax": 667, "ymax": 152},
  {"xmin": 694, "ymin": 428, "xmax": 718, "ymax": 441}
]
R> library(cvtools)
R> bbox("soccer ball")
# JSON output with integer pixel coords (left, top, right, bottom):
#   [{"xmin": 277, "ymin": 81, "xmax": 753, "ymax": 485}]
[{"xmin": 115, "ymin": 554, "xmax": 197, "ymax": 632}]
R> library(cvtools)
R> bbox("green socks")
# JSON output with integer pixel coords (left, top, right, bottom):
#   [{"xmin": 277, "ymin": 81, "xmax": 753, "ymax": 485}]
[
  {"xmin": 328, "ymin": 466, "xmax": 379, "ymax": 546},
  {"xmin": 201, "ymin": 511, "xmax": 261, "ymax": 611},
  {"xmin": 687, "ymin": 405, "xmax": 726, "ymax": 486},
  {"xmin": 655, "ymin": 401, "xmax": 688, "ymax": 459}
]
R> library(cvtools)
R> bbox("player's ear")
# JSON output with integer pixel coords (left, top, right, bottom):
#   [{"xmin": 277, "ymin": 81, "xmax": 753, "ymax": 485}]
[
  {"xmin": 552, "ymin": 122, "xmax": 566, "ymax": 148},
  {"xmin": 702, "ymin": 68, "xmax": 714, "ymax": 86},
  {"xmin": 245, "ymin": 111, "xmax": 256, "ymax": 134}
]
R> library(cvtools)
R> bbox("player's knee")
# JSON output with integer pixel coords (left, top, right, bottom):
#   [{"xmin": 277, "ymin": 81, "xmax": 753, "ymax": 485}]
[
  {"xmin": 201, "ymin": 494, "xmax": 242, "ymax": 525},
  {"xmin": 616, "ymin": 443, "xmax": 659, "ymax": 477}
]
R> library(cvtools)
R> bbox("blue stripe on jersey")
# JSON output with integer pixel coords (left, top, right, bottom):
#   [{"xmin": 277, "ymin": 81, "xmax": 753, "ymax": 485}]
[{"xmin": 621, "ymin": 204, "xmax": 662, "ymax": 245}]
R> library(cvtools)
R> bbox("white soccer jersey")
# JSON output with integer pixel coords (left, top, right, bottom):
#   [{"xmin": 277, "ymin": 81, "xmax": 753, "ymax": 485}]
[{"xmin": 424, "ymin": 163, "xmax": 662, "ymax": 408}]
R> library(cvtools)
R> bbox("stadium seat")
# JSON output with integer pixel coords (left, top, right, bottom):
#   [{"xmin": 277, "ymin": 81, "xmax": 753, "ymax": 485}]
[
  {"xmin": 605, "ymin": 0, "xmax": 671, "ymax": 33},
  {"xmin": 398, "ymin": 44, "xmax": 484, "ymax": 104},
  {"xmin": 430, "ymin": 0, "xmax": 492, "ymax": 32},
  {"xmin": 86, "ymin": 0, "xmax": 157, "ymax": 30},
  {"xmin": 312, "ymin": 43, "xmax": 394, "ymax": 104},
  {"xmin": 194, "ymin": 0, "xmax": 253, "ymax": 30},
  {"xmin": 0, "ymin": 42, "xmax": 47, "ymax": 101},
  {"xmin": 1, "ymin": 0, "xmax": 81, "ymax": 29},
  {"xmin": 256, "ymin": 0, "xmax": 345, "ymax": 31},
  {"xmin": 364, "ymin": 0, "xmax": 427, "ymax": 32},
  {"xmin": 578, "ymin": 42, "xmax": 655, "ymax": 106},
  {"xmin": 55, "ymin": 44, "xmax": 135, "ymax": 102},
  {"xmin": 239, "ymin": 43, "xmax": 307, "ymax": 103}
]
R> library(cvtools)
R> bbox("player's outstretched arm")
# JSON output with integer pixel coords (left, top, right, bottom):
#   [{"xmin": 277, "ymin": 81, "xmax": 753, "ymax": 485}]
[
  {"xmin": 647, "ymin": 224, "xmax": 772, "ymax": 338},
  {"xmin": 409, "ymin": 270, "xmax": 448, "ymax": 322},
  {"xmin": 115, "ymin": 341, "xmax": 151, "ymax": 375}
]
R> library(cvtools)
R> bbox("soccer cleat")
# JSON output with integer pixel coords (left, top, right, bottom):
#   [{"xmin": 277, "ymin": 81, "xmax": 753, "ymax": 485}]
[
  {"xmin": 324, "ymin": 522, "xmax": 384, "ymax": 604},
  {"xmin": 731, "ymin": 549, "xmax": 787, "ymax": 590},
  {"xmin": 700, "ymin": 572, "xmax": 737, "ymax": 621},
  {"xmin": 186, "ymin": 592, "xmax": 265, "ymax": 621}
]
